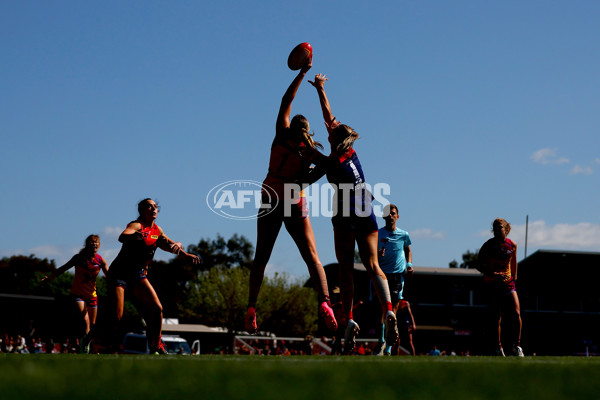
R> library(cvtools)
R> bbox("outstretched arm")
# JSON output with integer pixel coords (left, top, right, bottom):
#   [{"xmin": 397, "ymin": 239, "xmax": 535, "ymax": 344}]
[
  {"xmin": 296, "ymin": 148, "xmax": 329, "ymax": 185},
  {"xmin": 100, "ymin": 256, "xmax": 109, "ymax": 276},
  {"xmin": 276, "ymin": 61, "xmax": 312, "ymax": 133},
  {"xmin": 308, "ymin": 73, "xmax": 339, "ymax": 134},
  {"xmin": 42, "ymin": 255, "xmax": 77, "ymax": 284},
  {"xmin": 300, "ymin": 164, "xmax": 327, "ymax": 186},
  {"xmin": 119, "ymin": 221, "xmax": 143, "ymax": 243},
  {"xmin": 157, "ymin": 226, "xmax": 201, "ymax": 264}
]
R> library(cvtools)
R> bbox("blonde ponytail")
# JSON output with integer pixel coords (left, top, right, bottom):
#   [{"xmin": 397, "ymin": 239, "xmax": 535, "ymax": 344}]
[
  {"xmin": 333, "ymin": 124, "xmax": 359, "ymax": 154},
  {"xmin": 291, "ymin": 114, "xmax": 323, "ymax": 150}
]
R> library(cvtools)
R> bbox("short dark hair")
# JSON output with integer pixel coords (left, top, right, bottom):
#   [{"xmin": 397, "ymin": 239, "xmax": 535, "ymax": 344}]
[{"xmin": 383, "ymin": 203, "xmax": 398, "ymax": 217}]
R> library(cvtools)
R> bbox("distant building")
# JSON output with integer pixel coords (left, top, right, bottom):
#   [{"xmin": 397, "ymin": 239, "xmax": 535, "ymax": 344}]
[
  {"xmin": 518, "ymin": 250, "xmax": 600, "ymax": 356},
  {"xmin": 310, "ymin": 250, "xmax": 600, "ymax": 355}
]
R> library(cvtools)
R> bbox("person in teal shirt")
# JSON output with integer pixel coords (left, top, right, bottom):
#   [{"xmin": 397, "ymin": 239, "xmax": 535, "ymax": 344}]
[{"xmin": 374, "ymin": 204, "xmax": 414, "ymax": 355}]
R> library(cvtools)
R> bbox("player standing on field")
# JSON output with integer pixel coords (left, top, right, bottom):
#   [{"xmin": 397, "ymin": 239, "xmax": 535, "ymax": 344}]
[
  {"xmin": 477, "ymin": 218, "xmax": 524, "ymax": 357},
  {"xmin": 374, "ymin": 204, "xmax": 415, "ymax": 355}
]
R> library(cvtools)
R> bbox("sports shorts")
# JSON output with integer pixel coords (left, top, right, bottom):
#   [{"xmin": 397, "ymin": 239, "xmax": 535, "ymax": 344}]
[
  {"xmin": 331, "ymin": 203, "xmax": 378, "ymax": 234},
  {"xmin": 369, "ymin": 273, "xmax": 404, "ymax": 303},
  {"xmin": 73, "ymin": 295, "xmax": 98, "ymax": 308},
  {"xmin": 259, "ymin": 194, "xmax": 308, "ymax": 221},
  {"xmin": 107, "ymin": 266, "xmax": 148, "ymax": 290},
  {"xmin": 386, "ymin": 273, "xmax": 405, "ymax": 300},
  {"xmin": 484, "ymin": 277, "xmax": 516, "ymax": 297}
]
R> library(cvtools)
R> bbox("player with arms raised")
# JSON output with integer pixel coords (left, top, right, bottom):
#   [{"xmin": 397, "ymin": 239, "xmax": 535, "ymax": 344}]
[
  {"xmin": 245, "ymin": 45, "xmax": 337, "ymax": 335},
  {"xmin": 306, "ymin": 73, "xmax": 399, "ymax": 354}
]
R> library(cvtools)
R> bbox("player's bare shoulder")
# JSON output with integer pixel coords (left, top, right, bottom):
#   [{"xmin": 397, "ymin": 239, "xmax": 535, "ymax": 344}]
[{"xmin": 127, "ymin": 220, "xmax": 143, "ymax": 231}]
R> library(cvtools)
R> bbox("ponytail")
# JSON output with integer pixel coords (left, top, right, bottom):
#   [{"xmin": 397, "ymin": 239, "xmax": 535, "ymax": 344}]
[
  {"xmin": 333, "ymin": 124, "xmax": 359, "ymax": 154},
  {"xmin": 291, "ymin": 114, "xmax": 323, "ymax": 150}
]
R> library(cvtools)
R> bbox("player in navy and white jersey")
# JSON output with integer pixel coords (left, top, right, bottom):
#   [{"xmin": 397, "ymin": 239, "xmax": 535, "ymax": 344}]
[{"xmin": 307, "ymin": 73, "xmax": 399, "ymax": 354}]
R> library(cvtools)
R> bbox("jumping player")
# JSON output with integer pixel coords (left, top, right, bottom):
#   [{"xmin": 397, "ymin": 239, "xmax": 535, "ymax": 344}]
[
  {"xmin": 104, "ymin": 198, "xmax": 200, "ymax": 354},
  {"xmin": 245, "ymin": 60, "xmax": 337, "ymax": 335},
  {"xmin": 477, "ymin": 218, "xmax": 524, "ymax": 357},
  {"xmin": 42, "ymin": 234, "xmax": 108, "ymax": 353},
  {"xmin": 374, "ymin": 204, "xmax": 415, "ymax": 355},
  {"xmin": 307, "ymin": 73, "xmax": 399, "ymax": 354}
]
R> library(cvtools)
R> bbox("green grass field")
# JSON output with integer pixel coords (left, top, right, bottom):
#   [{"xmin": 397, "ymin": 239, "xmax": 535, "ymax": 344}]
[{"xmin": 2, "ymin": 354, "xmax": 599, "ymax": 400}]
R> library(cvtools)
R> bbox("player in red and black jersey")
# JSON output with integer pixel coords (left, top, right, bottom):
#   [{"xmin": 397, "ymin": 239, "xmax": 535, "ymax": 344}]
[
  {"xmin": 42, "ymin": 234, "xmax": 108, "ymax": 353},
  {"xmin": 245, "ymin": 59, "xmax": 337, "ymax": 336},
  {"xmin": 478, "ymin": 218, "xmax": 524, "ymax": 356},
  {"xmin": 104, "ymin": 198, "xmax": 200, "ymax": 354}
]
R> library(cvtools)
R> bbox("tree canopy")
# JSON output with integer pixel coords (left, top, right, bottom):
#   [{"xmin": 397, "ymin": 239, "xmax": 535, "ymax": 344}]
[
  {"xmin": 150, "ymin": 233, "xmax": 319, "ymax": 335},
  {"xmin": 449, "ymin": 250, "xmax": 479, "ymax": 269}
]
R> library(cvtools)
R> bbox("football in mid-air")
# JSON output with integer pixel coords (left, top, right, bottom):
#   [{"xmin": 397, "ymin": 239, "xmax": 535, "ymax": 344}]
[{"xmin": 287, "ymin": 42, "xmax": 312, "ymax": 70}]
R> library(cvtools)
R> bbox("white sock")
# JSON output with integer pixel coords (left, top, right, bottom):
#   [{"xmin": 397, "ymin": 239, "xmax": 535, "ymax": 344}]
[{"xmin": 372, "ymin": 274, "xmax": 392, "ymax": 304}]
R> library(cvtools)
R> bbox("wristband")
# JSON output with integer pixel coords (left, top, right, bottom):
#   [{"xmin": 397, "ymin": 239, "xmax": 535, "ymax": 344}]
[{"xmin": 406, "ymin": 262, "xmax": 413, "ymax": 268}]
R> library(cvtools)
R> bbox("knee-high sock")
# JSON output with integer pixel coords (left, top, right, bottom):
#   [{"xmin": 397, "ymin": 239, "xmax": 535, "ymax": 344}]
[{"xmin": 372, "ymin": 275, "xmax": 393, "ymax": 313}]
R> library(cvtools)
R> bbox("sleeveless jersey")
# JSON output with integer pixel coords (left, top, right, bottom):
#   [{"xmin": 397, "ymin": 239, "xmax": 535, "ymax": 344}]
[
  {"xmin": 326, "ymin": 148, "xmax": 373, "ymax": 211},
  {"xmin": 263, "ymin": 131, "xmax": 314, "ymax": 201},
  {"xmin": 109, "ymin": 222, "xmax": 161, "ymax": 277},
  {"xmin": 480, "ymin": 238, "xmax": 516, "ymax": 283},
  {"xmin": 70, "ymin": 253, "xmax": 103, "ymax": 299}
]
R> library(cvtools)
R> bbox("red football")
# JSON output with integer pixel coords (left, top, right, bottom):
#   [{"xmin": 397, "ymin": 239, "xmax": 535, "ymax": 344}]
[{"xmin": 287, "ymin": 42, "xmax": 312, "ymax": 70}]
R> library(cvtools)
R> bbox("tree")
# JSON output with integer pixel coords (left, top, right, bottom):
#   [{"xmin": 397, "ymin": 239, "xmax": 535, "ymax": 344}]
[
  {"xmin": 187, "ymin": 233, "xmax": 254, "ymax": 272},
  {"xmin": 0, "ymin": 255, "xmax": 63, "ymax": 295},
  {"xmin": 179, "ymin": 266, "xmax": 250, "ymax": 333},
  {"xmin": 449, "ymin": 250, "xmax": 479, "ymax": 269},
  {"xmin": 258, "ymin": 273, "xmax": 318, "ymax": 336},
  {"xmin": 165, "ymin": 233, "xmax": 319, "ymax": 336},
  {"xmin": 148, "ymin": 233, "xmax": 254, "ymax": 317},
  {"xmin": 180, "ymin": 267, "xmax": 318, "ymax": 336}
]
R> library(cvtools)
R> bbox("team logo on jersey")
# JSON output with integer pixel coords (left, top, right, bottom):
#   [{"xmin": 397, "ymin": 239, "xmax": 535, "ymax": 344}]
[{"xmin": 150, "ymin": 235, "xmax": 159, "ymax": 239}]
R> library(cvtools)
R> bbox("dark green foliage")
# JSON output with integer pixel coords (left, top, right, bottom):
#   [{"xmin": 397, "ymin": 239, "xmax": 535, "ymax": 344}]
[
  {"xmin": 257, "ymin": 273, "xmax": 318, "ymax": 336},
  {"xmin": 179, "ymin": 266, "xmax": 250, "ymax": 332},
  {"xmin": 187, "ymin": 233, "xmax": 254, "ymax": 271},
  {"xmin": 148, "ymin": 233, "xmax": 255, "ymax": 318},
  {"xmin": 0, "ymin": 255, "xmax": 56, "ymax": 295},
  {"xmin": 449, "ymin": 250, "xmax": 479, "ymax": 269},
  {"xmin": 180, "ymin": 268, "xmax": 318, "ymax": 336}
]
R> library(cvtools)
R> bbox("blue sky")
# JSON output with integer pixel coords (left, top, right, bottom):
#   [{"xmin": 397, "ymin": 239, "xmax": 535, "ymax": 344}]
[{"xmin": 2, "ymin": 1, "xmax": 599, "ymax": 279}]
